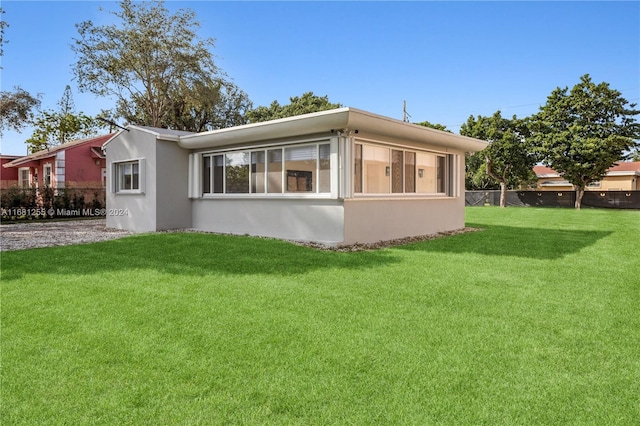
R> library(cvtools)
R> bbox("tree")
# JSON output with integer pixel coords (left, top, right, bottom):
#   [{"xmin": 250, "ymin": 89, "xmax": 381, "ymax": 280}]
[
  {"xmin": 0, "ymin": 6, "xmax": 7, "ymax": 59},
  {"xmin": 465, "ymin": 152, "xmax": 500, "ymax": 191},
  {"xmin": 72, "ymin": 0, "xmax": 236, "ymax": 129},
  {"xmin": 0, "ymin": 87, "xmax": 41, "ymax": 134},
  {"xmin": 461, "ymin": 111, "xmax": 538, "ymax": 207},
  {"xmin": 246, "ymin": 92, "xmax": 342, "ymax": 123},
  {"xmin": 414, "ymin": 120, "xmax": 451, "ymax": 133},
  {"xmin": 530, "ymin": 74, "xmax": 640, "ymax": 208},
  {"xmin": 165, "ymin": 79, "xmax": 252, "ymax": 132},
  {"xmin": 25, "ymin": 86, "xmax": 105, "ymax": 153}
]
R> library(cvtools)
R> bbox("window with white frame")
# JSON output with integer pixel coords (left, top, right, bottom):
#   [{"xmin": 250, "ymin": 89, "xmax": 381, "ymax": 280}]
[
  {"xmin": 201, "ymin": 142, "xmax": 331, "ymax": 195},
  {"xmin": 43, "ymin": 164, "xmax": 52, "ymax": 187},
  {"xmin": 114, "ymin": 160, "xmax": 141, "ymax": 192},
  {"xmin": 18, "ymin": 168, "xmax": 31, "ymax": 188},
  {"xmin": 354, "ymin": 142, "xmax": 451, "ymax": 195}
]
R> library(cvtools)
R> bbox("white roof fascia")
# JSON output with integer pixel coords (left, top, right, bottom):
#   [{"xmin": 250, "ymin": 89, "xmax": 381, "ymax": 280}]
[
  {"xmin": 345, "ymin": 108, "xmax": 488, "ymax": 152},
  {"xmin": 102, "ymin": 125, "xmax": 192, "ymax": 150},
  {"xmin": 178, "ymin": 107, "xmax": 489, "ymax": 152},
  {"xmin": 102, "ymin": 128, "xmax": 129, "ymax": 149},
  {"xmin": 179, "ymin": 108, "xmax": 352, "ymax": 149},
  {"xmin": 127, "ymin": 125, "xmax": 192, "ymax": 141}
]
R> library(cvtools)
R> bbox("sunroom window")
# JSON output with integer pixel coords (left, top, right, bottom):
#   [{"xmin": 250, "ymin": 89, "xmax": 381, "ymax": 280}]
[
  {"xmin": 362, "ymin": 144, "xmax": 390, "ymax": 194},
  {"xmin": 225, "ymin": 152, "xmax": 250, "ymax": 193},
  {"xmin": 318, "ymin": 144, "xmax": 331, "ymax": 193},
  {"xmin": 285, "ymin": 145, "xmax": 316, "ymax": 192},
  {"xmin": 202, "ymin": 142, "xmax": 331, "ymax": 196},
  {"xmin": 267, "ymin": 149, "xmax": 283, "ymax": 193},
  {"xmin": 251, "ymin": 151, "xmax": 266, "ymax": 193},
  {"xmin": 355, "ymin": 142, "xmax": 450, "ymax": 195}
]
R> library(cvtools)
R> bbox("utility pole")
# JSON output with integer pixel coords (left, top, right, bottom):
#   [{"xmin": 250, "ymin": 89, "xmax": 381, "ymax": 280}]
[{"xmin": 403, "ymin": 100, "xmax": 411, "ymax": 122}]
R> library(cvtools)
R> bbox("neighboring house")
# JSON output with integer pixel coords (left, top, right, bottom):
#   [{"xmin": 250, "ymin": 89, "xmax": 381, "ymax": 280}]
[
  {"xmin": 0, "ymin": 155, "xmax": 21, "ymax": 188},
  {"xmin": 534, "ymin": 162, "xmax": 640, "ymax": 191},
  {"xmin": 104, "ymin": 107, "xmax": 487, "ymax": 246},
  {"xmin": 3, "ymin": 134, "xmax": 115, "ymax": 191}
]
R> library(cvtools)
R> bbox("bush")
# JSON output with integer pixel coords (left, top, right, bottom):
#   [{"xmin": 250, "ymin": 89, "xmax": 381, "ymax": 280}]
[{"xmin": 0, "ymin": 187, "xmax": 105, "ymax": 220}]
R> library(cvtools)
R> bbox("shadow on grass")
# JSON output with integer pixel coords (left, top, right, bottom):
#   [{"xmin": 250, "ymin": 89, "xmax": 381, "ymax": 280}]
[
  {"xmin": 399, "ymin": 223, "xmax": 612, "ymax": 260},
  {"xmin": 1, "ymin": 232, "xmax": 401, "ymax": 281}
]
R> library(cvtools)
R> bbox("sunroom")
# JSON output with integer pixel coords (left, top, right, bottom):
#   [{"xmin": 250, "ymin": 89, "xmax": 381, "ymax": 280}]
[{"xmin": 104, "ymin": 108, "xmax": 487, "ymax": 245}]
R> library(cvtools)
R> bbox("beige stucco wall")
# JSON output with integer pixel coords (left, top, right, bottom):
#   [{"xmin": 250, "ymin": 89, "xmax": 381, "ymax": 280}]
[
  {"xmin": 536, "ymin": 177, "xmax": 573, "ymax": 191},
  {"xmin": 343, "ymin": 197, "xmax": 464, "ymax": 245},
  {"xmin": 537, "ymin": 175, "xmax": 639, "ymax": 191},
  {"xmin": 592, "ymin": 175, "xmax": 638, "ymax": 191},
  {"xmin": 342, "ymin": 148, "xmax": 467, "ymax": 245}
]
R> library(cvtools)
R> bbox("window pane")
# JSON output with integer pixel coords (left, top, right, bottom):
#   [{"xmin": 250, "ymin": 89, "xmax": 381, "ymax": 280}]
[
  {"xmin": 285, "ymin": 146, "xmax": 316, "ymax": 192},
  {"xmin": 132, "ymin": 162, "xmax": 139, "ymax": 190},
  {"xmin": 416, "ymin": 152, "xmax": 437, "ymax": 193},
  {"xmin": 405, "ymin": 151, "xmax": 416, "ymax": 193},
  {"xmin": 251, "ymin": 151, "xmax": 265, "ymax": 193},
  {"xmin": 363, "ymin": 145, "xmax": 390, "ymax": 193},
  {"xmin": 225, "ymin": 152, "xmax": 250, "ymax": 193},
  {"xmin": 354, "ymin": 143, "xmax": 362, "ymax": 193},
  {"xmin": 19, "ymin": 169, "xmax": 29, "ymax": 188},
  {"xmin": 44, "ymin": 165, "xmax": 51, "ymax": 186},
  {"xmin": 267, "ymin": 149, "xmax": 282, "ymax": 193},
  {"xmin": 318, "ymin": 144, "xmax": 331, "ymax": 193},
  {"xmin": 122, "ymin": 163, "xmax": 132, "ymax": 190},
  {"xmin": 391, "ymin": 150, "xmax": 403, "ymax": 193},
  {"xmin": 203, "ymin": 156, "xmax": 211, "ymax": 194},
  {"xmin": 437, "ymin": 155, "xmax": 446, "ymax": 193},
  {"xmin": 213, "ymin": 155, "xmax": 224, "ymax": 193}
]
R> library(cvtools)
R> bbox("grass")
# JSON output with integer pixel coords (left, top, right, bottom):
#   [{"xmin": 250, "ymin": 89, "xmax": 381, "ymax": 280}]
[{"xmin": 1, "ymin": 207, "xmax": 639, "ymax": 424}]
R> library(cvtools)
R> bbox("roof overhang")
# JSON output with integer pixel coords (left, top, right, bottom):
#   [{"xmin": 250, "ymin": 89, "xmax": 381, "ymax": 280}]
[
  {"xmin": 102, "ymin": 126, "xmax": 193, "ymax": 150},
  {"xmin": 178, "ymin": 107, "xmax": 488, "ymax": 152},
  {"xmin": 4, "ymin": 154, "xmax": 55, "ymax": 168},
  {"xmin": 90, "ymin": 146, "xmax": 106, "ymax": 159}
]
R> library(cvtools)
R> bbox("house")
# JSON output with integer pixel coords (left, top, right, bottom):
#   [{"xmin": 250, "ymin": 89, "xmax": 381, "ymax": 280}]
[
  {"xmin": 103, "ymin": 108, "xmax": 488, "ymax": 246},
  {"xmin": 3, "ymin": 134, "xmax": 114, "ymax": 194},
  {"xmin": 534, "ymin": 162, "xmax": 640, "ymax": 191},
  {"xmin": 2, "ymin": 134, "xmax": 115, "ymax": 213},
  {"xmin": 0, "ymin": 155, "xmax": 21, "ymax": 188}
]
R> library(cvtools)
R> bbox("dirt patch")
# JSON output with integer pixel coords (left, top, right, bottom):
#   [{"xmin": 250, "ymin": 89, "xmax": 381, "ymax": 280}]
[
  {"xmin": 295, "ymin": 227, "xmax": 482, "ymax": 252},
  {"xmin": 0, "ymin": 219, "xmax": 134, "ymax": 252}
]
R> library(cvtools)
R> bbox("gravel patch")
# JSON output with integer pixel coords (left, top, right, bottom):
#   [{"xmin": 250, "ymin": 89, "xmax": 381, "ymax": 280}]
[{"xmin": 1, "ymin": 219, "xmax": 134, "ymax": 252}]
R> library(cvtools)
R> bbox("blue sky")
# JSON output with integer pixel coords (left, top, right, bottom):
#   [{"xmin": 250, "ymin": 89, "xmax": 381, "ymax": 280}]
[{"xmin": 1, "ymin": 1, "xmax": 638, "ymax": 155}]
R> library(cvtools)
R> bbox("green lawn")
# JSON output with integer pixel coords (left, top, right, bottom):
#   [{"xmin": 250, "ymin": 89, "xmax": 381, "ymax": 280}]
[{"xmin": 2, "ymin": 207, "xmax": 639, "ymax": 424}]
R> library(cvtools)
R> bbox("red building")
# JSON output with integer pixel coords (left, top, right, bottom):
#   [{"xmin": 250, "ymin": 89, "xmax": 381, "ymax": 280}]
[
  {"xmin": 0, "ymin": 155, "xmax": 21, "ymax": 188},
  {"xmin": 2, "ymin": 134, "xmax": 114, "ymax": 190}
]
